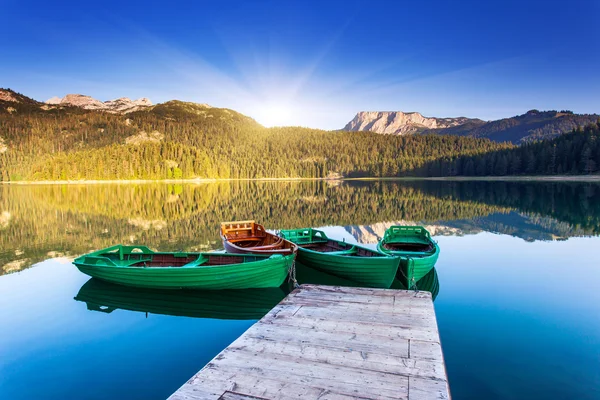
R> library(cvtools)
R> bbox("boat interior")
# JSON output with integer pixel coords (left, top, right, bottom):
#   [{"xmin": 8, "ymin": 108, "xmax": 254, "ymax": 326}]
[
  {"xmin": 97, "ymin": 250, "xmax": 268, "ymax": 268},
  {"xmin": 382, "ymin": 241, "xmax": 434, "ymax": 253},
  {"xmin": 221, "ymin": 220, "xmax": 296, "ymax": 252}
]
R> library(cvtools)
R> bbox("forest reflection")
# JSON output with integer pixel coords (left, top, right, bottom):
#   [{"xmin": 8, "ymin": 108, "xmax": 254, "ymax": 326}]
[{"xmin": 1, "ymin": 179, "xmax": 599, "ymax": 275}]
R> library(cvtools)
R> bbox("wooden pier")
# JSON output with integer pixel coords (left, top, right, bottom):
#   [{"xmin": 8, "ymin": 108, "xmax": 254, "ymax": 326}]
[{"xmin": 169, "ymin": 284, "xmax": 450, "ymax": 400}]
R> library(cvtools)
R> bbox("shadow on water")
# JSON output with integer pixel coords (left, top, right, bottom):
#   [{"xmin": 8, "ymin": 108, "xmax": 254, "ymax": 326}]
[{"xmin": 74, "ymin": 278, "xmax": 288, "ymax": 320}]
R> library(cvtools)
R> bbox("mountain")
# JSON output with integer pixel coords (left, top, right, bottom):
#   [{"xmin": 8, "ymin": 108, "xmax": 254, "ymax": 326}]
[
  {"xmin": 1, "ymin": 87, "xmax": 598, "ymax": 181},
  {"xmin": 344, "ymin": 109, "xmax": 599, "ymax": 144},
  {"xmin": 343, "ymin": 111, "xmax": 484, "ymax": 135},
  {"xmin": 0, "ymin": 88, "xmax": 512, "ymax": 182},
  {"xmin": 0, "ymin": 88, "xmax": 42, "ymax": 107},
  {"xmin": 0, "ymin": 88, "xmax": 153, "ymax": 114},
  {"xmin": 343, "ymin": 212, "xmax": 592, "ymax": 244},
  {"xmin": 45, "ymin": 94, "xmax": 152, "ymax": 113}
]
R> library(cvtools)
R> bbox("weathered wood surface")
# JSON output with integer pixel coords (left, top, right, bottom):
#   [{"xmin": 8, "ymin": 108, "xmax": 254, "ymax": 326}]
[{"xmin": 169, "ymin": 284, "xmax": 450, "ymax": 400}]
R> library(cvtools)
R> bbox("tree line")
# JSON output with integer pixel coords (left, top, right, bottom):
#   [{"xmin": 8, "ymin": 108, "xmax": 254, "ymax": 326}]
[
  {"xmin": 419, "ymin": 122, "xmax": 600, "ymax": 176},
  {"xmin": 0, "ymin": 102, "xmax": 511, "ymax": 181}
]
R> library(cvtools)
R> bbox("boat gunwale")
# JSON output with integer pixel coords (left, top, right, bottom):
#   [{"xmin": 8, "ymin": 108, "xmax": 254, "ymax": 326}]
[
  {"xmin": 279, "ymin": 228, "xmax": 395, "ymax": 259},
  {"xmin": 74, "ymin": 246, "xmax": 292, "ymax": 271},
  {"xmin": 378, "ymin": 225, "xmax": 440, "ymax": 258}
]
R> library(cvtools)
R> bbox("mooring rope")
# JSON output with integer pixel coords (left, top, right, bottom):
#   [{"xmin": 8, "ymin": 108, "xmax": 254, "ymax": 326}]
[
  {"xmin": 397, "ymin": 257, "xmax": 419, "ymax": 292},
  {"xmin": 288, "ymin": 259, "xmax": 299, "ymax": 288}
]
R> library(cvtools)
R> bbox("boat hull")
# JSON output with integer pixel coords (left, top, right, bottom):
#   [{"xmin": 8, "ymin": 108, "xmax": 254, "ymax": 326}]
[
  {"xmin": 296, "ymin": 248, "xmax": 399, "ymax": 288},
  {"xmin": 73, "ymin": 247, "xmax": 294, "ymax": 290},
  {"xmin": 279, "ymin": 228, "xmax": 399, "ymax": 289}
]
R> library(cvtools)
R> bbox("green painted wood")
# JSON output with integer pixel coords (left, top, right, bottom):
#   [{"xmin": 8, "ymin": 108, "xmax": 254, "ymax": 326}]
[
  {"xmin": 279, "ymin": 228, "xmax": 399, "ymax": 289},
  {"xmin": 391, "ymin": 268, "xmax": 440, "ymax": 301},
  {"xmin": 377, "ymin": 226, "xmax": 440, "ymax": 288},
  {"xmin": 73, "ymin": 245, "xmax": 294, "ymax": 290}
]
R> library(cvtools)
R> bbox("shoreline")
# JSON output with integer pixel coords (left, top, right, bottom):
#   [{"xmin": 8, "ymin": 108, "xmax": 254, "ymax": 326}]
[{"xmin": 2, "ymin": 175, "xmax": 600, "ymax": 185}]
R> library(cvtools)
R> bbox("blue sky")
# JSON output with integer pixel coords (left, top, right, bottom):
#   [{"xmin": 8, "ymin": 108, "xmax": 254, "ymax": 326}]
[{"xmin": 2, "ymin": 0, "xmax": 599, "ymax": 128}]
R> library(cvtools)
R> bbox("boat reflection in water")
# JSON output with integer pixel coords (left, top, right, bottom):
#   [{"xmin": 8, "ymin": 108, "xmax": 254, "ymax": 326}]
[
  {"xmin": 75, "ymin": 262, "xmax": 439, "ymax": 320},
  {"xmin": 294, "ymin": 261, "xmax": 440, "ymax": 301},
  {"xmin": 74, "ymin": 278, "xmax": 287, "ymax": 320}
]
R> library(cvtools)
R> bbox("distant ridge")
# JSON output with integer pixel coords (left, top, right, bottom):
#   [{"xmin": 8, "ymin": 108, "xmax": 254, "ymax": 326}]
[
  {"xmin": 343, "ymin": 111, "xmax": 484, "ymax": 136},
  {"xmin": 343, "ymin": 109, "xmax": 600, "ymax": 144},
  {"xmin": 0, "ymin": 88, "xmax": 154, "ymax": 114},
  {"xmin": 45, "ymin": 94, "xmax": 153, "ymax": 113}
]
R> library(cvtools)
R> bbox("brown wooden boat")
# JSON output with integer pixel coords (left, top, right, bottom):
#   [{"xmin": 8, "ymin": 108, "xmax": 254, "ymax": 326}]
[{"xmin": 220, "ymin": 221, "xmax": 297, "ymax": 256}]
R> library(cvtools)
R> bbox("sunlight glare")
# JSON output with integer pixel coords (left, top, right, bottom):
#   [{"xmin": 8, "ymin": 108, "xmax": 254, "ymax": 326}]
[{"xmin": 255, "ymin": 102, "xmax": 293, "ymax": 127}]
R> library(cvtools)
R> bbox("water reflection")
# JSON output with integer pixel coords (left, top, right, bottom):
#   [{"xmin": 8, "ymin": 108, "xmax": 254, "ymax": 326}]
[
  {"xmin": 74, "ymin": 279, "xmax": 287, "ymax": 320},
  {"xmin": 74, "ymin": 263, "xmax": 440, "ymax": 321},
  {"xmin": 2, "ymin": 180, "xmax": 599, "ymax": 275},
  {"xmin": 2, "ymin": 181, "xmax": 599, "ymax": 400}
]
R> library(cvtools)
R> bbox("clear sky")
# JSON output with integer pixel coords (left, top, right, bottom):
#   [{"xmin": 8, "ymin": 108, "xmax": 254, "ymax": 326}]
[{"xmin": 2, "ymin": 0, "xmax": 599, "ymax": 128}]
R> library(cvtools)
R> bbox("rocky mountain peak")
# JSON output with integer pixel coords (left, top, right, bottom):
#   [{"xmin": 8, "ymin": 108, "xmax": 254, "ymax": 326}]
[
  {"xmin": 45, "ymin": 94, "xmax": 153, "ymax": 113},
  {"xmin": 0, "ymin": 89, "xmax": 22, "ymax": 103},
  {"xmin": 45, "ymin": 96, "xmax": 62, "ymax": 105},
  {"xmin": 59, "ymin": 94, "xmax": 106, "ymax": 110},
  {"xmin": 343, "ymin": 111, "xmax": 480, "ymax": 135}
]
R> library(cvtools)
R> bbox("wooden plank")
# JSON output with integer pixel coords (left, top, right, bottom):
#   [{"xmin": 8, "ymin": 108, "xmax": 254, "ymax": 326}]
[
  {"xmin": 245, "ymin": 324, "xmax": 410, "ymax": 358},
  {"xmin": 409, "ymin": 340, "xmax": 444, "ymax": 361},
  {"xmin": 262, "ymin": 314, "xmax": 439, "ymax": 342},
  {"xmin": 194, "ymin": 364, "xmax": 389, "ymax": 400},
  {"xmin": 290, "ymin": 304, "xmax": 437, "ymax": 328},
  {"xmin": 279, "ymin": 297, "xmax": 435, "ymax": 314},
  {"xmin": 197, "ymin": 362, "xmax": 406, "ymax": 400},
  {"xmin": 168, "ymin": 386, "xmax": 222, "ymax": 400},
  {"xmin": 213, "ymin": 349, "xmax": 410, "ymax": 395},
  {"xmin": 219, "ymin": 392, "xmax": 269, "ymax": 400},
  {"xmin": 227, "ymin": 337, "xmax": 447, "ymax": 380},
  {"xmin": 169, "ymin": 285, "xmax": 450, "ymax": 400},
  {"xmin": 409, "ymin": 377, "xmax": 451, "ymax": 400}
]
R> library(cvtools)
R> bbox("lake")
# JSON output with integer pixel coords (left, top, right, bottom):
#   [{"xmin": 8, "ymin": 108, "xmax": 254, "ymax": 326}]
[{"xmin": 1, "ymin": 180, "xmax": 599, "ymax": 400}]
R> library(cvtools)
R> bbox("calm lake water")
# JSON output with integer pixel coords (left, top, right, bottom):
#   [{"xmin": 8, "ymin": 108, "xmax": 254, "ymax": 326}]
[{"xmin": 1, "ymin": 180, "xmax": 599, "ymax": 400}]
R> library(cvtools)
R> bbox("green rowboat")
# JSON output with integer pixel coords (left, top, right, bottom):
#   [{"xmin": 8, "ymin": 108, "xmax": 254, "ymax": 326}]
[
  {"xmin": 73, "ymin": 245, "xmax": 294, "ymax": 290},
  {"xmin": 279, "ymin": 228, "xmax": 399, "ymax": 288},
  {"xmin": 377, "ymin": 226, "xmax": 439, "ymax": 288},
  {"xmin": 75, "ymin": 278, "xmax": 287, "ymax": 319}
]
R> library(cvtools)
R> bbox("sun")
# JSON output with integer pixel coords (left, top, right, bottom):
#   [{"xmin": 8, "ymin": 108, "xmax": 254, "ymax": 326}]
[{"xmin": 255, "ymin": 102, "xmax": 293, "ymax": 128}]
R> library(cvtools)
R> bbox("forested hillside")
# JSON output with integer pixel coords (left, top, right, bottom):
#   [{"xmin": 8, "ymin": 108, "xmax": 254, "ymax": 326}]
[
  {"xmin": 1, "ymin": 89, "xmax": 599, "ymax": 181},
  {"xmin": 0, "ymin": 90, "xmax": 511, "ymax": 181},
  {"xmin": 422, "ymin": 122, "xmax": 600, "ymax": 176},
  {"xmin": 343, "ymin": 108, "xmax": 600, "ymax": 144},
  {"xmin": 426, "ymin": 109, "xmax": 600, "ymax": 144}
]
